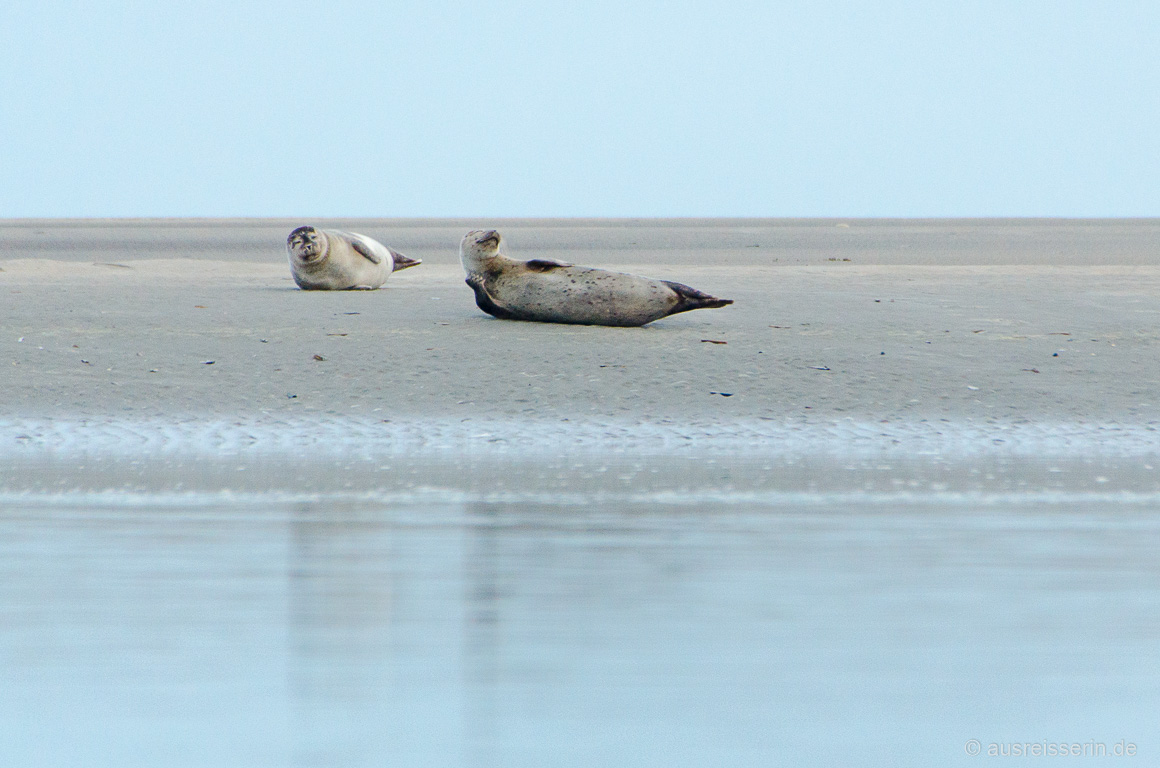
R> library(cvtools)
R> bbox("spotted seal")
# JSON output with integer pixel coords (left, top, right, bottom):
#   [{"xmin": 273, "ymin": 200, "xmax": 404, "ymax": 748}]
[
  {"xmin": 286, "ymin": 226, "xmax": 420, "ymax": 290},
  {"xmin": 459, "ymin": 229, "xmax": 732, "ymax": 326}
]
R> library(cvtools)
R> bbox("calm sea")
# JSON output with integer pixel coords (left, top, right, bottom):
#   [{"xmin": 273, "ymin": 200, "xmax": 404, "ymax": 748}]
[{"xmin": 2, "ymin": 420, "xmax": 1158, "ymax": 766}]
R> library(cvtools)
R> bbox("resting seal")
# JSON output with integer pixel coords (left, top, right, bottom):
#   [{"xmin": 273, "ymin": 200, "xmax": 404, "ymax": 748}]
[
  {"xmin": 287, "ymin": 226, "xmax": 420, "ymax": 290},
  {"xmin": 459, "ymin": 229, "xmax": 733, "ymax": 326}
]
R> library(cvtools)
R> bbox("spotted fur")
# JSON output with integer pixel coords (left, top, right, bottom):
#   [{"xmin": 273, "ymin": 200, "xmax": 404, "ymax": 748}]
[{"xmin": 459, "ymin": 229, "xmax": 732, "ymax": 326}]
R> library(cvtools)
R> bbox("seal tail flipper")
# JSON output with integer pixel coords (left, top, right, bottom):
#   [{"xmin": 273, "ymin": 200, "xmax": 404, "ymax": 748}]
[
  {"xmin": 390, "ymin": 250, "xmax": 422, "ymax": 271},
  {"xmin": 662, "ymin": 281, "xmax": 734, "ymax": 316}
]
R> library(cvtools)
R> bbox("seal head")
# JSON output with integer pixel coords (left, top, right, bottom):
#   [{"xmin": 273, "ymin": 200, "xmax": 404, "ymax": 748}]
[
  {"xmin": 460, "ymin": 229, "xmax": 502, "ymax": 273},
  {"xmin": 287, "ymin": 225, "xmax": 329, "ymax": 266}
]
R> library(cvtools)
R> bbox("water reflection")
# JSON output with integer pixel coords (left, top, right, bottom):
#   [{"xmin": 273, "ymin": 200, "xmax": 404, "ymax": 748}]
[
  {"xmin": 288, "ymin": 503, "xmax": 398, "ymax": 767},
  {"xmin": 1, "ymin": 500, "xmax": 1158, "ymax": 767}
]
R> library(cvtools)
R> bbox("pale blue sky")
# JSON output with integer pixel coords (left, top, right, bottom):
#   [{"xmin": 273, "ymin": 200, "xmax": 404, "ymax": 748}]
[{"xmin": 3, "ymin": 1, "xmax": 1157, "ymax": 217}]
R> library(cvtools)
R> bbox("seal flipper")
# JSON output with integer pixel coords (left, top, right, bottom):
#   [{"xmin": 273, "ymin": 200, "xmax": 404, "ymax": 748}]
[
  {"xmin": 350, "ymin": 237, "xmax": 382, "ymax": 265},
  {"xmin": 389, "ymin": 249, "xmax": 422, "ymax": 272},
  {"xmin": 466, "ymin": 275, "xmax": 520, "ymax": 320},
  {"xmin": 662, "ymin": 280, "xmax": 734, "ymax": 316},
  {"xmin": 525, "ymin": 259, "xmax": 572, "ymax": 271}
]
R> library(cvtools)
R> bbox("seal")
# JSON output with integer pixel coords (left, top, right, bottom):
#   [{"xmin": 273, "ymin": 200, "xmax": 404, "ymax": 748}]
[
  {"xmin": 459, "ymin": 229, "xmax": 733, "ymax": 326},
  {"xmin": 286, "ymin": 226, "xmax": 421, "ymax": 290}
]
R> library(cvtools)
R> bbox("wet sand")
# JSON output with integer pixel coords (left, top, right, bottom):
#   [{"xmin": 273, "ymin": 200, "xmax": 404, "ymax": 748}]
[{"xmin": 3, "ymin": 218, "xmax": 1160, "ymax": 491}]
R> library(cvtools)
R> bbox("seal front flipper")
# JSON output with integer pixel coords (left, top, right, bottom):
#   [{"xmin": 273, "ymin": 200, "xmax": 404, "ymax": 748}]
[
  {"xmin": 466, "ymin": 275, "xmax": 519, "ymax": 320},
  {"xmin": 525, "ymin": 259, "xmax": 572, "ymax": 271},
  {"xmin": 350, "ymin": 237, "xmax": 382, "ymax": 265},
  {"xmin": 389, "ymin": 248, "xmax": 422, "ymax": 272},
  {"xmin": 662, "ymin": 280, "xmax": 734, "ymax": 316}
]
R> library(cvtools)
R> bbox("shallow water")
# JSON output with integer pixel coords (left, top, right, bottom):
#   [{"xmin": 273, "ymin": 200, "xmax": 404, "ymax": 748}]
[{"xmin": 1, "ymin": 495, "xmax": 1156, "ymax": 767}]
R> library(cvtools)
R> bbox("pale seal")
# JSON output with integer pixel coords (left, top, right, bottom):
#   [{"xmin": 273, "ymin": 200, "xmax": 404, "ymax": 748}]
[
  {"xmin": 286, "ymin": 226, "xmax": 420, "ymax": 290},
  {"xmin": 459, "ymin": 229, "xmax": 733, "ymax": 326}
]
